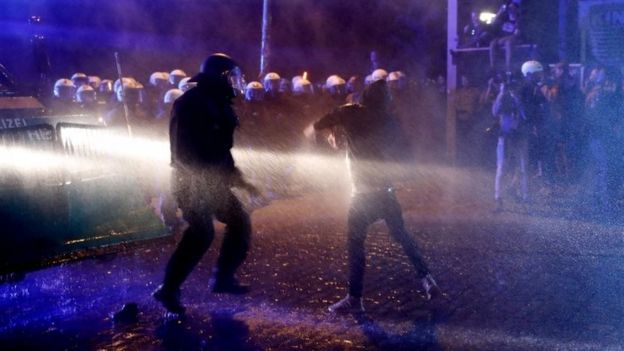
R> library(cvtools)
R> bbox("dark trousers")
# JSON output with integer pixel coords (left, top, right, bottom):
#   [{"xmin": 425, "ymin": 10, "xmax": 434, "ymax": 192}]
[
  {"xmin": 347, "ymin": 189, "xmax": 429, "ymax": 298},
  {"xmin": 162, "ymin": 187, "xmax": 251, "ymax": 291}
]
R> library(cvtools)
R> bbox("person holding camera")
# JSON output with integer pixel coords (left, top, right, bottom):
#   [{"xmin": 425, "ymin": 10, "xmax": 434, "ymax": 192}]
[{"xmin": 493, "ymin": 81, "xmax": 528, "ymax": 212}]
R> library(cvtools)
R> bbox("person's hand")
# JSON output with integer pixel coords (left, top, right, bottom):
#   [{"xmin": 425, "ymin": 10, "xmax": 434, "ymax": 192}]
[
  {"xmin": 242, "ymin": 181, "xmax": 261, "ymax": 197},
  {"xmin": 243, "ymin": 183, "xmax": 273, "ymax": 211},
  {"xmin": 303, "ymin": 124, "xmax": 316, "ymax": 140}
]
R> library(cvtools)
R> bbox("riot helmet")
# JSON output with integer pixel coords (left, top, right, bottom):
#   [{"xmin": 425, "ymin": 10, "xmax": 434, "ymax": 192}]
[
  {"xmin": 347, "ymin": 76, "xmax": 364, "ymax": 94},
  {"xmin": 169, "ymin": 69, "xmax": 187, "ymax": 86},
  {"xmin": 387, "ymin": 71, "xmax": 406, "ymax": 91},
  {"xmin": 114, "ymin": 77, "xmax": 137, "ymax": 94},
  {"xmin": 150, "ymin": 72, "xmax": 170, "ymax": 89},
  {"xmin": 293, "ymin": 79, "xmax": 313, "ymax": 96},
  {"xmin": 326, "ymin": 75, "xmax": 346, "ymax": 96},
  {"xmin": 88, "ymin": 76, "xmax": 101, "ymax": 90},
  {"xmin": 76, "ymin": 85, "xmax": 96, "ymax": 104},
  {"xmin": 178, "ymin": 77, "xmax": 197, "ymax": 92},
  {"xmin": 71, "ymin": 72, "xmax": 89, "ymax": 87},
  {"xmin": 245, "ymin": 81, "xmax": 265, "ymax": 102},
  {"xmin": 521, "ymin": 61, "xmax": 544, "ymax": 78},
  {"xmin": 116, "ymin": 80, "xmax": 141, "ymax": 105},
  {"xmin": 263, "ymin": 72, "xmax": 281, "ymax": 95},
  {"xmin": 371, "ymin": 69, "xmax": 389, "ymax": 82},
  {"xmin": 197, "ymin": 53, "xmax": 246, "ymax": 96},
  {"xmin": 164, "ymin": 88, "xmax": 184, "ymax": 104},
  {"xmin": 54, "ymin": 78, "xmax": 75, "ymax": 100}
]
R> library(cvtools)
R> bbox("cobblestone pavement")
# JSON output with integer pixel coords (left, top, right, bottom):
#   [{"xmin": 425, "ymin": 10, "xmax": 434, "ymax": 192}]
[{"xmin": 1, "ymin": 165, "xmax": 624, "ymax": 350}]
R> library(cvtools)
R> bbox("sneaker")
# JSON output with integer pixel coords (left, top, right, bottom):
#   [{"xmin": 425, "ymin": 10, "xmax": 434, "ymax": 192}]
[
  {"xmin": 210, "ymin": 276, "xmax": 250, "ymax": 295},
  {"xmin": 328, "ymin": 295, "xmax": 365, "ymax": 314},
  {"xmin": 421, "ymin": 274, "xmax": 444, "ymax": 301},
  {"xmin": 153, "ymin": 285, "xmax": 185, "ymax": 315}
]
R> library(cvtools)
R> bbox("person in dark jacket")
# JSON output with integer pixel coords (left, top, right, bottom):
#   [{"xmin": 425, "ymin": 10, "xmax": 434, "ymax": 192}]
[
  {"xmin": 305, "ymin": 80, "xmax": 443, "ymax": 313},
  {"xmin": 153, "ymin": 53, "xmax": 259, "ymax": 316}
]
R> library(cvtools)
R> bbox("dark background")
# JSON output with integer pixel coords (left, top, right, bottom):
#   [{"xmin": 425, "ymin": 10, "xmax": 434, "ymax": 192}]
[{"xmin": 0, "ymin": 0, "xmax": 574, "ymax": 86}]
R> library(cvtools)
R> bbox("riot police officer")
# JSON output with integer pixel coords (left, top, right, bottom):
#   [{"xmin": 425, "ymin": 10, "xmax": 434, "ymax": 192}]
[{"xmin": 153, "ymin": 53, "xmax": 259, "ymax": 316}]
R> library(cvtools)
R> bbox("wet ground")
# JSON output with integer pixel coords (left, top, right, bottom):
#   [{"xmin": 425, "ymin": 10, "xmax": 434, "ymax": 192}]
[{"xmin": 1, "ymin": 165, "xmax": 624, "ymax": 350}]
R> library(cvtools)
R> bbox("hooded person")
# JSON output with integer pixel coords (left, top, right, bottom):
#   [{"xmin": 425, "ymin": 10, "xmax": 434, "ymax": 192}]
[
  {"xmin": 304, "ymin": 80, "xmax": 444, "ymax": 313},
  {"xmin": 153, "ymin": 53, "xmax": 261, "ymax": 316}
]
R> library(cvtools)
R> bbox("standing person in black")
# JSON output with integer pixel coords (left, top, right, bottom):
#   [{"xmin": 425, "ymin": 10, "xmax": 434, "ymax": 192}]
[
  {"xmin": 153, "ymin": 53, "xmax": 260, "ymax": 316},
  {"xmin": 305, "ymin": 80, "xmax": 443, "ymax": 313}
]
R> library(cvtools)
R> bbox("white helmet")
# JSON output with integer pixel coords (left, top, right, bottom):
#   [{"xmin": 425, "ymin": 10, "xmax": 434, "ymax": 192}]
[
  {"xmin": 387, "ymin": 71, "xmax": 407, "ymax": 91},
  {"xmin": 291, "ymin": 75, "xmax": 303, "ymax": 86},
  {"xmin": 387, "ymin": 72, "xmax": 402, "ymax": 81},
  {"xmin": 71, "ymin": 72, "xmax": 89, "ymax": 87},
  {"xmin": 263, "ymin": 72, "xmax": 281, "ymax": 93},
  {"xmin": 116, "ymin": 80, "xmax": 141, "ymax": 103},
  {"xmin": 326, "ymin": 75, "xmax": 346, "ymax": 96},
  {"xmin": 264, "ymin": 72, "xmax": 280, "ymax": 82},
  {"xmin": 326, "ymin": 75, "xmax": 346, "ymax": 88},
  {"xmin": 293, "ymin": 79, "xmax": 313, "ymax": 95},
  {"xmin": 245, "ymin": 81, "xmax": 265, "ymax": 101},
  {"xmin": 149, "ymin": 72, "xmax": 169, "ymax": 86},
  {"xmin": 76, "ymin": 85, "xmax": 96, "ymax": 104},
  {"xmin": 54, "ymin": 78, "xmax": 75, "ymax": 99},
  {"xmin": 163, "ymin": 88, "xmax": 184, "ymax": 104},
  {"xmin": 114, "ymin": 77, "xmax": 137, "ymax": 94},
  {"xmin": 169, "ymin": 69, "xmax": 187, "ymax": 85},
  {"xmin": 178, "ymin": 77, "xmax": 197, "ymax": 92},
  {"xmin": 521, "ymin": 60, "xmax": 544, "ymax": 77},
  {"xmin": 98, "ymin": 79, "xmax": 113, "ymax": 94},
  {"xmin": 371, "ymin": 69, "xmax": 389, "ymax": 82},
  {"xmin": 88, "ymin": 76, "xmax": 101, "ymax": 89}
]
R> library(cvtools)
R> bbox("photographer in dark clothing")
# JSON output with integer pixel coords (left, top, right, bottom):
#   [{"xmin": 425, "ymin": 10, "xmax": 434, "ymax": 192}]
[
  {"xmin": 305, "ymin": 80, "xmax": 443, "ymax": 313},
  {"xmin": 153, "ymin": 53, "xmax": 259, "ymax": 316}
]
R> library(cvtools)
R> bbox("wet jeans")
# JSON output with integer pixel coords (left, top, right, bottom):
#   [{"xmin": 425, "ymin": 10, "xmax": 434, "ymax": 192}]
[
  {"xmin": 347, "ymin": 189, "xmax": 430, "ymax": 298},
  {"xmin": 162, "ymin": 184, "xmax": 251, "ymax": 291}
]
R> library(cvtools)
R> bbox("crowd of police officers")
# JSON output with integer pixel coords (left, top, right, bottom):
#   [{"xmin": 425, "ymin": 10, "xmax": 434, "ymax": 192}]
[
  {"xmin": 44, "ymin": 65, "xmax": 444, "ymax": 182},
  {"xmin": 46, "ymin": 66, "xmax": 423, "ymax": 145}
]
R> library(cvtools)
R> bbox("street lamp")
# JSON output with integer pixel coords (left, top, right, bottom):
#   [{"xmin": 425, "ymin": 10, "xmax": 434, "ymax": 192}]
[{"xmin": 479, "ymin": 11, "xmax": 496, "ymax": 24}]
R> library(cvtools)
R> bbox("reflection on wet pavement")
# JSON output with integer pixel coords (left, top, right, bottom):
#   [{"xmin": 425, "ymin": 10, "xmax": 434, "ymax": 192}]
[{"xmin": 2, "ymin": 169, "xmax": 624, "ymax": 350}]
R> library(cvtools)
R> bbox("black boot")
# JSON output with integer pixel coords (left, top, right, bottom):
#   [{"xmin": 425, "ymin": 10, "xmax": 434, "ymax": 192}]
[
  {"xmin": 210, "ymin": 275, "xmax": 250, "ymax": 295},
  {"xmin": 153, "ymin": 285, "xmax": 185, "ymax": 315}
]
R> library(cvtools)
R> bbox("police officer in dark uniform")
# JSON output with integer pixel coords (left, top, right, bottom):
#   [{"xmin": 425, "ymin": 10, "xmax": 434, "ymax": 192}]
[
  {"xmin": 153, "ymin": 53, "xmax": 259, "ymax": 315},
  {"xmin": 305, "ymin": 80, "xmax": 443, "ymax": 313}
]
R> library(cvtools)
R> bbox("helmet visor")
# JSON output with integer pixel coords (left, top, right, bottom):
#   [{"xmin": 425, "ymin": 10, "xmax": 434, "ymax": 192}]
[{"xmin": 227, "ymin": 67, "xmax": 246, "ymax": 96}]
